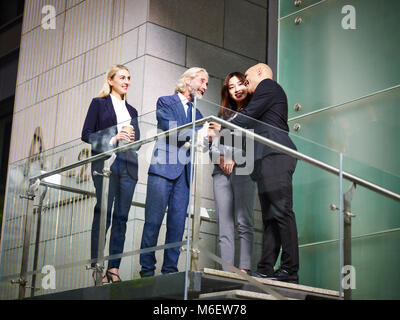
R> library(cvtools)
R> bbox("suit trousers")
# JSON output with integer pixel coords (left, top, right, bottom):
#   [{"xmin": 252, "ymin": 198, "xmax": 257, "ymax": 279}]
[
  {"xmin": 91, "ymin": 155, "xmax": 137, "ymax": 269},
  {"xmin": 213, "ymin": 172, "xmax": 256, "ymax": 271},
  {"xmin": 140, "ymin": 171, "xmax": 190, "ymax": 275},
  {"xmin": 253, "ymin": 154, "xmax": 299, "ymax": 275}
]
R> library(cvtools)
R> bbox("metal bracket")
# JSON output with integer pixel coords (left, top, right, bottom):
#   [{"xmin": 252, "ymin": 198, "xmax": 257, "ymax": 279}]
[
  {"xmin": 11, "ymin": 278, "xmax": 40, "ymax": 291},
  {"xmin": 329, "ymin": 204, "xmax": 356, "ymax": 218},
  {"xmin": 344, "ymin": 183, "xmax": 356, "ymax": 211},
  {"xmin": 11, "ymin": 278, "xmax": 27, "ymax": 286},
  {"xmin": 85, "ymin": 263, "xmax": 104, "ymax": 273},
  {"xmin": 93, "ymin": 168, "xmax": 112, "ymax": 177},
  {"xmin": 20, "ymin": 179, "xmax": 41, "ymax": 200},
  {"xmin": 19, "ymin": 194, "xmax": 35, "ymax": 201},
  {"xmin": 180, "ymin": 247, "xmax": 200, "ymax": 255},
  {"xmin": 344, "ymin": 211, "xmax": 356, "ymax": 218}
]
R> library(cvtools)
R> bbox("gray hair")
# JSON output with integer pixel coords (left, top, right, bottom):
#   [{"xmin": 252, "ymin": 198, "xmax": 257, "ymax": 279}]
[{"xmin": 174, "ymin": 67, "xmax": 208, "ymax": 93}]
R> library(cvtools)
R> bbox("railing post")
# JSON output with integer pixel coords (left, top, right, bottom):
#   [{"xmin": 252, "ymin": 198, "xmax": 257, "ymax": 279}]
[
  {"xmin": 343, "ymin": 183, "xmax": 356, "ymax": 300},
  {"xmin": 31, "ymin": 186, "xmax": 48, "ymax": 297},
  {"xmin": 190, "ymin": 149, "xmax": 203, "ymax": 272},
  {"xmin": 16, "ymin": 179, "xmax": 40, "ymax": 299},
  {"xmin": 92, "ymin": 153, "xmax": 115, "ymax": 286},
  {"xmin": 338, "ymin": 153, "xmax": 344, "ymax": 299}
]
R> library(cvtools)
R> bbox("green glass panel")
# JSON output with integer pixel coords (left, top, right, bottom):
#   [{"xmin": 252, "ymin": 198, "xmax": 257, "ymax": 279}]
[
  {"xmin": 298, "ymin": 241, "xmax": 339, "ymax": 291},
  {"xmin": 288, "ymin": 86, "xmax": 400, "ymax": 177},
  {"xmin": 350, "ymin": 231, "xmax": 400, "ymax": 299},
  {"xmin": 278, "ymin": 0, "xmax": 400, "ymax": 118},
  {"xmin": 279, "ymin": 0, "xmax": 324, "ymax": 18},
  {"xmin": 292, "ymin": 155, "xmax": 340, "ymax": 245},
  {"xmin": 298, "ymin": 231, "xmax": 400, "ymax": 299}
]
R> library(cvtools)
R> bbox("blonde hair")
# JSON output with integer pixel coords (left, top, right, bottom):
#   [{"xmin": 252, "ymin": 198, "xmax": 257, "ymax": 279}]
[
  {"xmin": 174, "ymin": 67, "xmax": 208, "ymax": 93},
  {"xmin": 98, "ymin": 64, "xmax": 130, "ymax": 98}
]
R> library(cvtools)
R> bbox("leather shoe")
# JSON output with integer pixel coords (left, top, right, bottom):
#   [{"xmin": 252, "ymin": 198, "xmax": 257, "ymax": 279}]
[
  {"xmin": 267, "ymin": 269, "xmax": 299, "ymax": 283},
  {"xmin": 250, "ymin": 271, "xmax": 271, "ymax": 278},
  {"xmin": 139, "ymin": 270, "xmax": 154, "ymax": 278}
]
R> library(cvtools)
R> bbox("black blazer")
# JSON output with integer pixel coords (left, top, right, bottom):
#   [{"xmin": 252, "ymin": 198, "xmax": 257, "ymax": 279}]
[
  {"xmin": 230, "ymin": 79, "xmax": 296, "ymax": 161},
  {"xmin": 81, "ymin": 95, "xmax": 140, "ymax": 179}
]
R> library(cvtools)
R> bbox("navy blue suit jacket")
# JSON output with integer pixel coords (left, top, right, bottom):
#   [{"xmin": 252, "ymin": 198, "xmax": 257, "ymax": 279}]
[
  {"xmin": 148, "ymin": 93, "xmax": 203, "ymax": 184},
  {"xmin": 81, "ymin": 95, "xmax": 140, "ymax": 179}
]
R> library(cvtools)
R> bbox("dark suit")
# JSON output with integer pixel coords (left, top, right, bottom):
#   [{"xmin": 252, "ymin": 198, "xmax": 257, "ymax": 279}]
[
  {"xmin": 140, "ymin": 93, "xmax": 203, "ymax": 276},
  {"xmin": 82, "ymin": 95, "xmax": 140, "ymax": 269},
  {"xmin": 230, "ymin": 79, "xmax": 299, "ymax": 275}
]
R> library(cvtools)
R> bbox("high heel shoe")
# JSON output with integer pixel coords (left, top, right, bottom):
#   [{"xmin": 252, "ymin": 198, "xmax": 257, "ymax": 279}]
[
  {"xmin": 92, "ymin": 270, "xmax": 108, "ymax": 285},
  {"xmin": 106, "ymin": 269, "xmax": 122, "ymax": 283}
]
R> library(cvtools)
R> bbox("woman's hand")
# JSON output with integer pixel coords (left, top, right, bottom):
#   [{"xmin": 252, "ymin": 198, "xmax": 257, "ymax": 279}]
[
  {"xmin": 208, "ymin": 121, "xmax": 221, "ymax": 142},
  {"xmin": 207, "ymin": 127, "xmax": 219, "ymax": 142},
  {"xmin": 115, "ymin": 129, "xmax": 135, "ymax": 143},
  {"xmin": 219, "ymin": 157, "xmax": 235, "ymax": 175},
  {"xmin": 209, "ymin": 121, "xmax": 222, "ymax": 132}
]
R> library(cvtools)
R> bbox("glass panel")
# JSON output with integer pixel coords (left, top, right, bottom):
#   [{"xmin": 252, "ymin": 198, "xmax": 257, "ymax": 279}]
[
  {"xmin": 0, "ymin": 105, "xmax": 197, "ymax": 299},
  {"xmin": 288, "ymin": 86, "xmax": 400, "ymax": 177},
  {"xmin": 278, "ymin": 0, "xmax": 400, "ymax": 118}
]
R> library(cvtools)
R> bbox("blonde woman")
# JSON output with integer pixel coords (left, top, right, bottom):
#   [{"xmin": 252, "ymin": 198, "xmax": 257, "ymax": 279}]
[{"xmin": 82, "ymin": 64, "xmax": 140, "ymax": 284}]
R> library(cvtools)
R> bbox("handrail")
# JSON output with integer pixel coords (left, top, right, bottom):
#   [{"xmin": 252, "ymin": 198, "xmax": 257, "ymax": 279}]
[
  {"xmin": 28, "ymin": 119, "xmax": 199, "ymax": 183},
  {"xmin": 28, "ymin": 115, "xmax": 400, "ymax": 203}
]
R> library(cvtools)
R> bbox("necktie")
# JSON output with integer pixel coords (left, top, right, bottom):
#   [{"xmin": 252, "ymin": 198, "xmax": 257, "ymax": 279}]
[{"xmin": 186, "ymin": 101, "xmax": 193, "ymax": 123}]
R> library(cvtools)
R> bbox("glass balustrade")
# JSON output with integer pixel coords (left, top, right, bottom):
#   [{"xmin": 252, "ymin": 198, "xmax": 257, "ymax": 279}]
[{"xmin": 0, "ymin": 98, "xmax": 398, "ymax": 300}]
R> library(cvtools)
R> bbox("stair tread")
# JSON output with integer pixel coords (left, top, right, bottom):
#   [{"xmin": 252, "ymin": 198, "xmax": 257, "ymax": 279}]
[
  {"xmin": 202, "ymin": 268, "xmax": 341, "ymax": 298},
  {"xmin": 199, "ymin": 289, "xmax": 298, "ymax": 300}
]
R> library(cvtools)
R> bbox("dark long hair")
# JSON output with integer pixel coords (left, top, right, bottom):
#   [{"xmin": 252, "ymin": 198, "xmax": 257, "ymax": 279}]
[{"xmin": 218, "ymin": 72, "xmax": 251, "ymax": 120}]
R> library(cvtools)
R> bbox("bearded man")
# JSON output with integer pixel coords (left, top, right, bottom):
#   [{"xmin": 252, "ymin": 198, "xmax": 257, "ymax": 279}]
[{"xmin": 139, "ymin": 67, "xmax": 209, "ymax": 277}]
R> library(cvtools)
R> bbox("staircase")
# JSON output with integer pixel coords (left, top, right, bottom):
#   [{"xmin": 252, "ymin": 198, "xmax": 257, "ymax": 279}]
[
  {"xmin": 198, "ymin": 268, "xmax": 341, "ymax": 300},
  {"xmin": 27, "ymin": 268, "xmax": 341, "ymax": 300}
]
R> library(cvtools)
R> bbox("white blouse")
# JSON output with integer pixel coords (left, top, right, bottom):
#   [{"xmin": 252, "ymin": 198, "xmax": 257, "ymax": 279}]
[{"xmin": 109, "ymin": 94, "xmax": 132, "ymax": 145}]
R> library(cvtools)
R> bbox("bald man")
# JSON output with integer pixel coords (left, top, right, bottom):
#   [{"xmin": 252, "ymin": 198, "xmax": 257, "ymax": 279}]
[{"xmin": 212, "ymin": 63, "xmax": 299, "ymax": 283}]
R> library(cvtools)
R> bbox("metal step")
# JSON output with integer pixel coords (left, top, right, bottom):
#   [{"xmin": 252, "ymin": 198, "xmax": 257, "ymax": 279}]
[{"xmin": 198, "ymin": 289, "xmax": 297, "ymax": 300}]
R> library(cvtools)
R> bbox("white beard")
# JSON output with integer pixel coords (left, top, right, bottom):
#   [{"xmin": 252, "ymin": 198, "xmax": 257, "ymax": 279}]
[{"xmin": 189, "ymin": 84, "xmax": 203, "ymax": 100}]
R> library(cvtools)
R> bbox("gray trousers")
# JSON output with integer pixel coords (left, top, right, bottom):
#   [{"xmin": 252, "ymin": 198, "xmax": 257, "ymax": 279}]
[{"xmin": 213, "ymin": 172, "xmax": 256, "ymax": 271}]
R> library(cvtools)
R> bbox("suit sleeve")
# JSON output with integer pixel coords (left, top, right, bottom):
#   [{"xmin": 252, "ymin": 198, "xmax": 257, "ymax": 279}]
[
  {"xmin": 81, "ymin": 98, "xmax": 99, "ymax": 144},
  {"xmin": 156, "ymin": 97, "xmax": 201, "ymax": 146},
  {"xmin": 230, "ymin": 82, "xmax": 275, "ymax": 128},
  {"xmin": 81, "ymin": 98, "xmax": 114, "ymax": 154}
]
